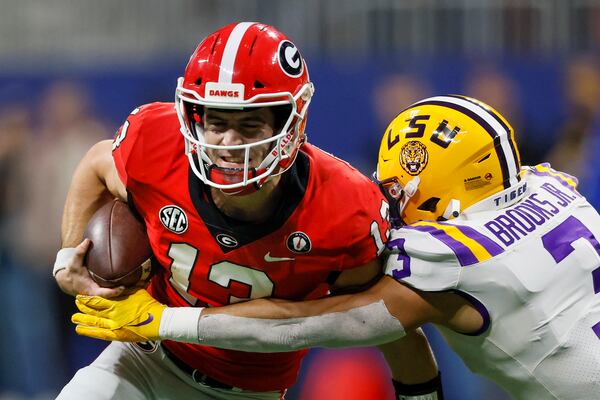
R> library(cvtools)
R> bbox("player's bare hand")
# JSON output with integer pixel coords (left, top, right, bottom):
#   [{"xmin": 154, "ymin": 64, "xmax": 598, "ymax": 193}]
[{"xmin": 55, "ymin": 239, "xmax": 125, "ymax": 298}]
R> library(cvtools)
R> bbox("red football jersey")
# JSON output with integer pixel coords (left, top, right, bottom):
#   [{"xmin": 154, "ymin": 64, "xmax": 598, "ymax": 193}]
[{"xmin": 112, "ymin": 102, "xmax": 389, "ymax": 391}]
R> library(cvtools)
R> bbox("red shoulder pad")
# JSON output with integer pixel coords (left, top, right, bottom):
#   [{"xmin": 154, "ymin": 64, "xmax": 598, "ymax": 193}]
[
  {"xmin": 112, "ymin": 102, "xmax": 179, "ymax": 188},
  {"xmin": 302, "ymin": 144, "xmax": 390, "ymax": 268},
  {"xmin": 339, "ymin": 176, "xmax": 389, "ymax": 265}
]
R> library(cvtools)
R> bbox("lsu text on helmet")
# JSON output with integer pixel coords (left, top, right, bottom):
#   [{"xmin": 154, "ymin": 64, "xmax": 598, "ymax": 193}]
[
  {"xmin": 375, "ymin": 95, "xmax": 523, "ymax": 226},
  {"xmin": 175, "ymin": 22, "xmax": 315, "ymax": 194}
]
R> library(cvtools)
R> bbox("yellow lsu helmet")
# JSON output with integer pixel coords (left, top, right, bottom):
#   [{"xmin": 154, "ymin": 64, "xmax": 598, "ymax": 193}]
[{"xmin": 375, "ymin": 95, "xmax": 522, "ymax": 226}]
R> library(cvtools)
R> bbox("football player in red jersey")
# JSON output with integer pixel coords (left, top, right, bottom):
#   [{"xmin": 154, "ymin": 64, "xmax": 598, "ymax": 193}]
[{"xmin": 54, "ymin": 22, "xmax": 440, "ymax": 399}]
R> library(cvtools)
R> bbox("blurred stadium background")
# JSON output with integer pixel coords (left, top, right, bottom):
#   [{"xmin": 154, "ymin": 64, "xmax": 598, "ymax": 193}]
[{"xmin": 1, "ymin": 0, "xmax": 600, "ymax": 399}]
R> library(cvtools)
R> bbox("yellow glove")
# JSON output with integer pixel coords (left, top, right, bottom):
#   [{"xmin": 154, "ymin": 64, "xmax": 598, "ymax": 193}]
[{"xmin": 72, "ymin": 288, "xmax": 166, "ymax": 342}]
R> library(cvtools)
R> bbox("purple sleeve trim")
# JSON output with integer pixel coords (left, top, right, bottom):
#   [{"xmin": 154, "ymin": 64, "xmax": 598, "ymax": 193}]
[{"xmin": 449, "ymin": 290, "xmax": 492, "ymax": 336}]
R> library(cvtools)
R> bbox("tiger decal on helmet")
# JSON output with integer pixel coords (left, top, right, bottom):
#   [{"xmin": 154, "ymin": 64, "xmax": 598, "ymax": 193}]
[{"xmin": 400, "ymin": 141, "xmax": 429, "ymax": 176}]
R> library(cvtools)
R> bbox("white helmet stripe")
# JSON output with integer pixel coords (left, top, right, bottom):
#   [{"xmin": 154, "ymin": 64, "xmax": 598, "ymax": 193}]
[
  {"xmin": 411, "ymin": 95, "xmax": 520, "ymax": 188},
  {"xmin": 453, "ymin": 95, "xmax": 521, "ymax": 176},
  {"xmin": 218, "ymin": 22, "xmax": 256, "ymax": 83}
]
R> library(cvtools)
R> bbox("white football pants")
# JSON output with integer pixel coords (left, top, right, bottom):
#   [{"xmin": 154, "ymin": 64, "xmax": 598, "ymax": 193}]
[{"xmin": 56, "ymin": 341, "xmax": 284, "ymax": 400}]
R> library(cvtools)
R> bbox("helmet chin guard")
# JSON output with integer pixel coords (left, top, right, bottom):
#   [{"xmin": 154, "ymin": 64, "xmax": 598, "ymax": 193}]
[{"xmin": 174, "ymin": 22, "xmax": 314, "ymax": 195}]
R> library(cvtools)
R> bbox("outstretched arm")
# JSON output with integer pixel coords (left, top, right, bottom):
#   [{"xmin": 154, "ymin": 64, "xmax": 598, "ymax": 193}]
[
  {"xmin": 73, "ymin": 276, "xmax": 448, "ymax": 346},
  {"xmin": 72, "ymin": 275, "xmax": 482, "ymax": 347},
  {"xmin": 201, "ymin": 276, "xmax": 432, "ymax": 324},
  {"xmin": 71, "ymin": 277, "xmax": 408, "ymax": 346},
  {"xmin": 200, "ymin": 275, "xmax": 481, "ymax": 332}
]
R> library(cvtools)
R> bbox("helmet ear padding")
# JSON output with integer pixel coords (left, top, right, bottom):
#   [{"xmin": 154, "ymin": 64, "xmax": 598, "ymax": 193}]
[{"xmin": 272, "ymin": 104, "xmax": 294, "ymax": 133}]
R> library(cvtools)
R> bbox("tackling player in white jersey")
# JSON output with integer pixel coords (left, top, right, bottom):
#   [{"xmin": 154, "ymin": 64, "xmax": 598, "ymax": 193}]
[{"xmin": 73, "ymin": 95, "xmax": 600, "ymax": 399}]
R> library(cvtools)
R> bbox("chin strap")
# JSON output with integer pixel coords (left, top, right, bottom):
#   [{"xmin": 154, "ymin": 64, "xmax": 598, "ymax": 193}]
[{"xmin": 395, "ymin": 176, "xmax": 420, "ymax": 224}]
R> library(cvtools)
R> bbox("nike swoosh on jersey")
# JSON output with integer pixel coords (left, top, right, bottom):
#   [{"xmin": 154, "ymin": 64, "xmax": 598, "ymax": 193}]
[
  {"xmin": 264, "ymin": 252, "xmax": 295, "ymax": 262},
  {"xmin": 130, "ymin": 313, "xmax": 154, "ymax": 327}
]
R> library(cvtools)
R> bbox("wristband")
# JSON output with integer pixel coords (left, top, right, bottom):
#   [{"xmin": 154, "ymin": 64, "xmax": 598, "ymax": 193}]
[
  {"xmin": 393, "ymin": 372, "xmax": 443, "ymax": 400},
  {"xmin": 159, "ymin": 307, "xmax": 204, "ymax": 343},
  {"xmin": 53, "ymin": 247, "xmax": 77, "ymax": 278}
]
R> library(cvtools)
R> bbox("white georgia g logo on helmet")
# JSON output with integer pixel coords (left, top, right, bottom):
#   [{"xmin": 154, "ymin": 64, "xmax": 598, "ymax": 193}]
[{"xmin": 278, "ymin": 40, "xmax": 303, "ymax": 77}]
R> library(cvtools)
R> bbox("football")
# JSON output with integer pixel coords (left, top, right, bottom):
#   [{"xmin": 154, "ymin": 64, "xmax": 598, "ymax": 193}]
[{"xmin": 83, "ymin": 199, "xmax": 153, "ymax": 288}]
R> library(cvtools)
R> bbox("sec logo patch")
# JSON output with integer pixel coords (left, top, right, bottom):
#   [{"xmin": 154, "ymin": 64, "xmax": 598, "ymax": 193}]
[{"xmin": 159, "ymin": 205, "xmax": 188, "ymax": 234}]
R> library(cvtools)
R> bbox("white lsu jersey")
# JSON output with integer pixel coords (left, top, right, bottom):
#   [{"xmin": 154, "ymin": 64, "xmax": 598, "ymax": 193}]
[{"xmin": 385, "ymin": 164, "xmax": 600, "ymax": 400}]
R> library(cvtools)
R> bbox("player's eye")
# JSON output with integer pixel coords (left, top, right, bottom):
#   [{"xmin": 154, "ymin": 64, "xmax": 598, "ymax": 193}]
[
  {"xmin": 206, "ymin": 120, "xmax": 227, "ymax": 131},
  {"xmin": 239, "ymin": 121, "xmax": 266, "ymax": 137},
  {"xmin": 242, "ymin": 123, "xmax": 262, "ymax": 130}
]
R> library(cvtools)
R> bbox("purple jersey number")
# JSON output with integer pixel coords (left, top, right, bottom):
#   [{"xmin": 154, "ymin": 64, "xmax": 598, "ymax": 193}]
[
  {"xmin": 388, "ymin": 238, "xmax": 412, "ymax": 280},
  {"xmin": 541, "ymin": 216, "xmax": 600, "ymax": 338}
]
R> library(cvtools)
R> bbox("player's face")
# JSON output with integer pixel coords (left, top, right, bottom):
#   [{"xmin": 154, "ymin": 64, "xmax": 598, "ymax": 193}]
[{"xmin": 203, "ymin": 108, "xmax": 276, "ymax": 169}]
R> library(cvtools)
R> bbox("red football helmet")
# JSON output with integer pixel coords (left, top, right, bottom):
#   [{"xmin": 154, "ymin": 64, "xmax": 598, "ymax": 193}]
[{"xmin": 175, "ymin": 22, "xmax": 314, "ymax": 194}]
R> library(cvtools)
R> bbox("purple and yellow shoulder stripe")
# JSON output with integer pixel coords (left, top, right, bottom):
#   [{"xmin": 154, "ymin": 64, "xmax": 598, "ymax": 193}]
[{"xmin": 406, "ymin": 221, "xmax": 504, "ymax": 267}]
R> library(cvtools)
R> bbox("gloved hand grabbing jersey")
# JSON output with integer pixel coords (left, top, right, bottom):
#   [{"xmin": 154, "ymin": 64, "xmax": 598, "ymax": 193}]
[
  {"xmin": 72, "ymin": 289, "xmax": 405, "ymax": 353},
  {"xmin": 72, "ymin": 288, "xmax": 167, "ymax": 342}
]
